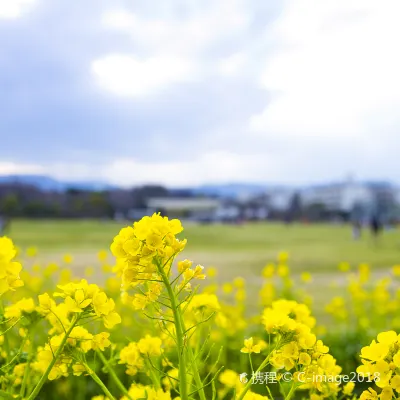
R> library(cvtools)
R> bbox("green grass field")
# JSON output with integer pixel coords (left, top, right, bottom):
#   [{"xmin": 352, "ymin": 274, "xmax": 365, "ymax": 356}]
[
  {"xmin": 6, "ymin": 218, "xmax": 400, "ymax": 316},
  {"xmin": 7, "ymin": 218, "xmax": 400, "ymax": 273}
]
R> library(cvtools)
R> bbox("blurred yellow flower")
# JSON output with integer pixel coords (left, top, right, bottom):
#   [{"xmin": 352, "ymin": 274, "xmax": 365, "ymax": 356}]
[
  {"xmin": 392, "ymin": 265, "xmax": 400, "ymax": 277},
  {"xmin": 240, "ymin": 337, "xmax": 261, "ymax": 354},
  {"xmin": 26, "ymin": 246, "xmax": 38, "ymax": 257},
  {"xmin": 277, "ymin": 251, "xmax": 289, "ymax": 263},
  {"xmin": 97, "ymin": 250, "xmax": 108, "ymax": 262},
  {"xmin": 233, "ymin": 277, "xmax": 245, "ymax": 289},
  {"xmin": 277, "ymin": 264, "xmax": 289, "ymax": 278},
  {"xmin": 222, "ymin": 283, "xmax": 233, "ymax": 294},
  {"xmin": 63, "ymin": 254, "xmax": 73, "ymax": 264},
  {"xmin": 338, "ymin": 261, "xmax": 350, "ymax": 272},
  {"xmin": 85, "ymin": 266, "xmax": 95, "ymax": 277},
  {"xmin": 301, "ymin": 272, "xmax": 312, "ymax": 283},
  {"xmin": 262, "ymin": 263, "xmax": 275, "ymax": 278}
]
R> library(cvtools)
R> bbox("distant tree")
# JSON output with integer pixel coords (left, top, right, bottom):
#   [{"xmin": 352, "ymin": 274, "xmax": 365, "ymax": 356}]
[
  {"xmin": 0, "ymin": 194, "xmax": 19, "ymax": 217},
  {"xmin": 132, "ymin": 185, "xmax": 169, "ymax": 208},
  {"xmin": 71, "ymin": 198, "xmax": 85, "ymax": 217},
  {"xmin": 304, "ymin": 202, "xmax": 326, "ymax": 222},
  {"xmin": 23, "ymin": 201, "xmax": 47, "ymax": 218},
  {"xmin": 286, "ymin": 192, "xmax": 302, "ymax": 222},
  {"xmin": 87, "ymin": 192, "xmax": 114, "ymax": 218}
]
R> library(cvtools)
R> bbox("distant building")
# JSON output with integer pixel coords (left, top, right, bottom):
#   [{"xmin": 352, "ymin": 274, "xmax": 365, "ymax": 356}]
[
  {"xmin": 215, "ymin": 201, "xmax": 241, "ymax": 222},
  {"xmin": 146, "ymin": 197, "xmax": 221, "ymax": 221},
  {"xmin": 267, "ymin": 188, "xmax": 295, "ymax": 212},
  {"xmin": 366, "ymin": 182, "xmax": 398, "ymax": 222},
  {"xmin": 126, "ymin": 208, "xmax": 155, "ymax": 221},
  {"xmin": 301, "ymin": 181, "xmax": 373, "ymax": 214},
  {"xmin": 396, "ymin": 188, "xmax": 400, "ymax": 205}
]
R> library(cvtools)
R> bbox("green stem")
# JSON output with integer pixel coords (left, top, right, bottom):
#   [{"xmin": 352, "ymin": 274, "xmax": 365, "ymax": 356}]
[
  {"xmin": 0, "ymin": 301, "xmax": 10, "ymax": 363},
  {"xmin": 236, "ymin": 352, "xmax": 273, "ymax": 400},
  {"xmin": 186, "ymin": 345, "xmax": 207, "ymax": 400},
  {"xmin": 84, "ymin": 363, "xmax": 117, "ymax": 400},
  {"xmin": 20, "ymin": 345, "xmax": 32, "ymax": 397},
  {"xmin": 21, "ymin": 322, "xmax": 39, "ymax": 398},
  {"xmin": 145, "ymin": 358, "xmax": 161, "ymax": 389},
  {"xmin": 26, "ymin": 315, "xmax": 79, "ymax": 400},
  {"xmin": 266, "ymin": 384, "xmax": 274, "ymax": 400},
  {"xmin": 284, "ymin": 382, "xmax": 296, "ymax": 400},
  {"xmin": 177, "ymin": 309, "xmax": 207, "ymax": 400},
  {"xmin": 173, "ymin": 276, "xmax": 207, "ymax": 400},
  {"xmin": 96, "ymin": 349, "xmax": 133, "ymax": 400},
  {"xmin": 157, "ymin": 262, "xmax": 189, "ymax": 400}
]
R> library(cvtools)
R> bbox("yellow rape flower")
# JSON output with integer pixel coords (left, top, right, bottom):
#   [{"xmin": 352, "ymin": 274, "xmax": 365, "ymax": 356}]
[
  {"xmin": 65, "ymin": 290, "xmax": 92, "ymax": 313},
  {"xmin": 138, "ymin": 335, "xmax": 162, "ymax": 356},
  {"xmin": 5, "ymin": 297, "xmax": 35, "ymax": 319},
  {"xmin": 241, "ymin": 337, "xmax": 261, "ymax": 354},
  {"xmin": 301, "ymin": 272, "xmax": 312, "ymax": 283},
  {"xmin": 342, "ymin": 381, "xmax": 355, "ymax": 396},
  {"xmin": 63, "ymin": 254, "xmax": 73, "ymax": 264},
  {"xmin": 26, "ymin": 246, "xmax": 38, "ymax": 257},
  {"xmin": 219, "ymin": 369, "xmax": 239, "ymax": 388},
  {"xmin": 0, "ymin": 236, "xmax": 24, "ymax": 295},
  {"xmin": 277, "ymin": 251, "xmax": 289, "ymax": 263},
  {"xmin": 222, "ymin": 283, "xmax": 233, "ymax": 294},
  {"xmin": 119, "ymin": 342, "xmax": 144, "ymax": 376},
  {"xmin": 262, "ymin": 263, "xmax": 275, "ymax": 278},
  {"xmin": 97, "ymin": 250, "xmax": 108, "ymax": 262},
  {"xmin": 338, "ymin": 262, "xmax": 350, "ymax": 272},
  {"xmin": 277, "ymin": 264, "xmax": 289, "ymax": 278}
]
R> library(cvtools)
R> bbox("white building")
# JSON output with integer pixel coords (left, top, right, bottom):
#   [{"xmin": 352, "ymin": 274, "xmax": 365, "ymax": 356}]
[
  {"xmin": 267, "ymin": 188, "xmax": 295, "ymax": 211},
  {"xmin": 301, "ymin": 181, "xmax": 373, "ymax": 213},
  {"xmin": 146, "ymin": 197, "xmax": 221, "ymax": 220},
  {"xmin": 215, "ymin": 204, "xmax": 241, "ymax": 221}
]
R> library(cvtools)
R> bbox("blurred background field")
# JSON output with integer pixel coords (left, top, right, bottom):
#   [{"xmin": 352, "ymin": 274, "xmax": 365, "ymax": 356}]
[
  {"xmin": 11, "ymin": 219, "xmax": 400, "ymax": 271},
  {"xmin": 7, "ymin": 217, "xmax": 400, "ymax": 387},
  {"xmin": 9, "ymin": 219, "xmax": 400, "ymax": 319}
]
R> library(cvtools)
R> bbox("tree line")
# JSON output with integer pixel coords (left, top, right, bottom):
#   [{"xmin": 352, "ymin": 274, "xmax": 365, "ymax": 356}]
[{"xmin": 0, "ymin": 183, "xmax": 169, "ymax": 218}]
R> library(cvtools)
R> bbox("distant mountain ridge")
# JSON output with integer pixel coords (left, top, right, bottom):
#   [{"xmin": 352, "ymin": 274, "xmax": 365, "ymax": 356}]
[
  {"xmin": 192, "ymin": 183, "xmax": 288, "ymax": 198},
  {"xmin": 0, "ymin": 175, "xmax": 283, "ymax": 196},
  {"xmin": 0, "ymin": 175, "xmax": 397, "ymax": 198},
  {"xmin": 0, "ymin": 175, "xmax": 116, "ymax": 192}
]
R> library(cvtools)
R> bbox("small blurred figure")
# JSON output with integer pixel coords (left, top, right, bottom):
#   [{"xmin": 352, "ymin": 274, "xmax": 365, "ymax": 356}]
[
  {"xmin": 370, "ymin": 215, "xmax": 382, "ymax": 241},
  {"xmin": 0, "ymin": 215, "xmax": 10, "ymax": 235},
  {"xmin": 352, "ymin": 220, "xmax": 362, "ymax": 240}
]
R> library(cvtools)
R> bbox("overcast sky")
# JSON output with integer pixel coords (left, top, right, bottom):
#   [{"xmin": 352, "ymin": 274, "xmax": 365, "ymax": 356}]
[{"xmin": 0, "ymin": 0, "xmax": 399, "ymax": 187}]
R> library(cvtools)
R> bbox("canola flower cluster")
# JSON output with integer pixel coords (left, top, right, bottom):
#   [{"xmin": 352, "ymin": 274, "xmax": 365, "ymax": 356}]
[
  {"xmin": 263, "ymin": 300, "xmax": 344, "ymax": 398},
  {"xmin": 0, "ymin": 214, "xmax": 400, "ymax": 399},
  {"xmin": 110, "ymin": 214, "xmax": 186, "ymax": 289},
  {"xmin": 0, "ymin": 236, "xmax": 23, "ymax": 295},
  {"xmin": 357, "ymin": 331, "xmax": 400, "ymax": 399}
]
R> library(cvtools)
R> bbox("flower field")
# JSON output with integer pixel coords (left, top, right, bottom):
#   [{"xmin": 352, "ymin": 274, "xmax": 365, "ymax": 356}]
[{"xmin": 1, "ymin": 215, "xmax": 400, "ymax": 399}]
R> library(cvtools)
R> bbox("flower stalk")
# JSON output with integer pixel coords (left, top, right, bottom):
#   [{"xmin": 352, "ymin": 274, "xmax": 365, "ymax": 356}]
[
  {"xmin": 157, "ymin": 261, "xmax": 189, "ymax": 400},
  {"xmin": 26, "ymin": 315, "xmax": 79, "ymax": 400}
]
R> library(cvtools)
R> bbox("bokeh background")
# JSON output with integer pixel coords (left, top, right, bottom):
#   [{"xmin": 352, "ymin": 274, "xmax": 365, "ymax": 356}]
[{"xmin": 1, "ymin": 2, "xmax": 400, "ymax": 397}]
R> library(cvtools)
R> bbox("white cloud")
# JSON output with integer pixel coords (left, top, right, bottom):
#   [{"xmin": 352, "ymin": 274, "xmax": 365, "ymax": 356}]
[
  {"xmin": 101, "ymin": 3, "xmax": 249, "ymax": 55},
  {"xmin": 250, "ymin": 0, "xmax": 400, "ymax": 140},
  {"xmin": 93, "ymin": 1, "xmax": 250, "ymax": 96},
  {"xmin": 4, "ymin": 0, "xmax": 400, "ymax": 186},
  {"xmin": 102, "ymin": 151, "xmax": 275, "ymax": 187},
  {"xmin": 217, "ymin": 52, "xmax": 247, "ymax": 77},
  {"xmin": 91, "ymin": 54, "xmax": 195, "ymax": 97},
  {"xmin": 0, "ymin": 0, "xmax": 36, "ymax": 19},
  {"xmin": 0, "ymin": 162, "xmax": 44, "ymax": 175},
  {"xmin": 2, "ymin": 151, "xmax": 279, "ymax": 187}
]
